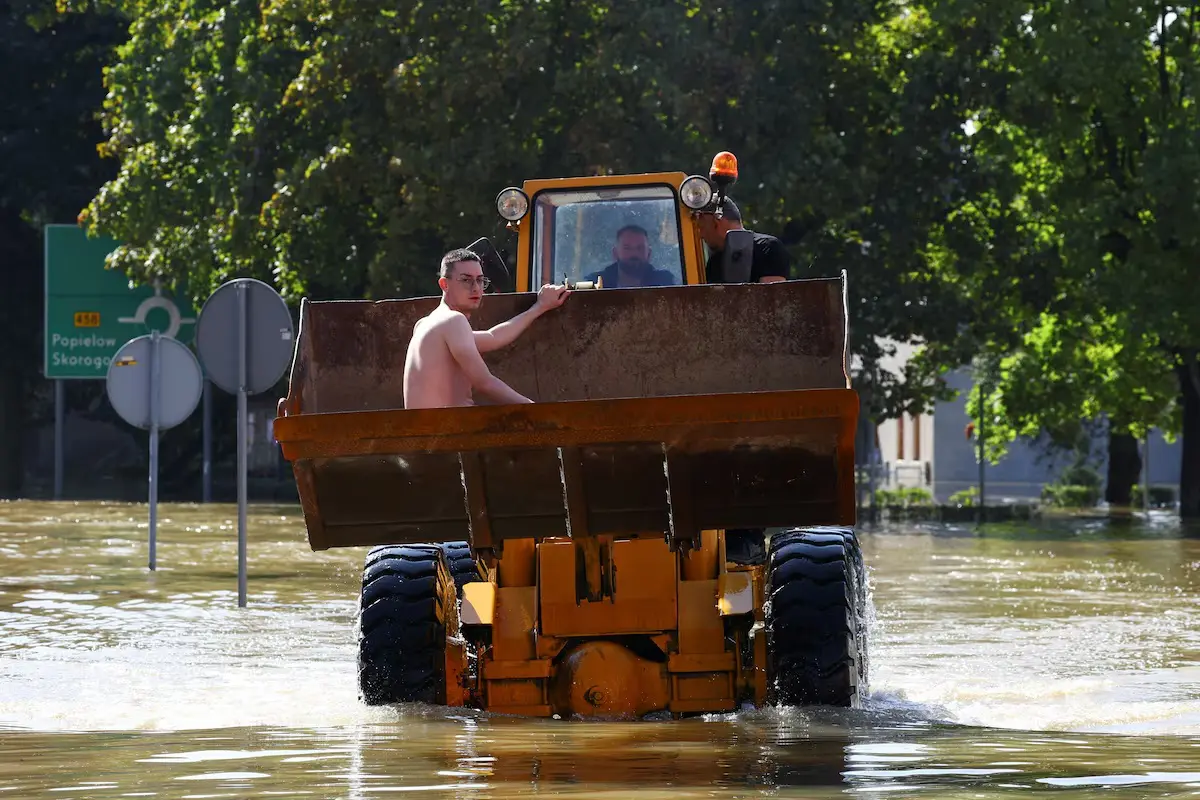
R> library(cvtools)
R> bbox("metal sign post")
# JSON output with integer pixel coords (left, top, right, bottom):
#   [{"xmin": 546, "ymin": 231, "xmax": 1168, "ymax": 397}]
[
  {"xmin": 54, "ymin": 381, "xmax": 64, "ymax": 498},
  {"xmin": 202, "ymin": 380, "xmax": 213, "ymax": 503},
  {"xmin": 978, "ymin": 387, "xmax": 987, "ymax": 523},
  {"xmin": 106, "ymin": 332, "xmax": 204, "ymax": 570},
  {"xmin": 237, "ymin": 282, "xmax": 249, "ymax": 608},
  {"xmin": 196, "ymin": 278, "xmax": 294, "ymax": 607},
  {"xmin": 1143, "ymin": 432, "xmax": 1151, "ymax": 514},
  {"xmin": 148, "ymin": 331, "xmax": 160, "ymax": 568}
]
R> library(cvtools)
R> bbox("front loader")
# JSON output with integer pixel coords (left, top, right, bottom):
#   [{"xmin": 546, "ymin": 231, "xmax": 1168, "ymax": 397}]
[{"xmin": 273, "ymin": 152, "xmax": 871, "ymax": 718}]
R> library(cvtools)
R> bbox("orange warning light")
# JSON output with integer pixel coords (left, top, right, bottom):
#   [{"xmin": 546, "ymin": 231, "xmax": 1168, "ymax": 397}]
[{"xmin": 709, "ymin": 151, "xmax": 739, "ymax": 182}]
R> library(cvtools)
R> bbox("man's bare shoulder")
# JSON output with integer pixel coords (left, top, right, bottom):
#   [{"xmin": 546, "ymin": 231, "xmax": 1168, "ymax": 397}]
[
  {"xmin": 415, "ymin": 306, "xmax": 469, "ymax": 335},
  {"xmin": 426, "ymin": 304, "xmax": 469, "ymax": 325},
  {"xmin": 428, "ymin": 307, "xmax": 474, "ymax": 336}
]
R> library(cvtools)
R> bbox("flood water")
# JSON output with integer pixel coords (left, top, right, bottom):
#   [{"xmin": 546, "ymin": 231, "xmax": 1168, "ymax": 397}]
[{"xmin": 1, "ymin": 500, "xmax": 1197, "ymax": 798}]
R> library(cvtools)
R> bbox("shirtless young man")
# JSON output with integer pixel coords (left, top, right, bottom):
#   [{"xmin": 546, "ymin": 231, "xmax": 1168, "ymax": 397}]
[{"xmin": 402, "ymin": 248, "xmax": 569, "ymax": 409}]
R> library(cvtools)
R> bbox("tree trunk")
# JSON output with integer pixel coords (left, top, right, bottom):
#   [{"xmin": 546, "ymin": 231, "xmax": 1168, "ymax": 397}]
[
  {"xmin": 1178, "ymin": 352, "xmax": 1200, "ymax": 519},
  {"xmin": 0, "ymin": 211, "xmax": 35, "ymax": 499},
  {"xmin": 0, "ymin": 372, "xmax": 23, "ymax": 498},
  {"xmin": 1105, "ymin": 429, "xmax": 1141, "ymax": 507}
]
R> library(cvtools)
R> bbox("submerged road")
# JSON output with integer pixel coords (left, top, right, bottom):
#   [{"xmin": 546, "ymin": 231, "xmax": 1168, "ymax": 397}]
[{"xmin": 0, "ymin": 501, "xmax": 1197, "ymax": 798}]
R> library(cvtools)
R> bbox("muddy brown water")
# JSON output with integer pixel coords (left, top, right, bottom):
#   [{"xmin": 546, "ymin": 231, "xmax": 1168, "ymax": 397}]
[{"xmin": 1, "ymin": 500, "xmax": 1197, "ymax": 798}]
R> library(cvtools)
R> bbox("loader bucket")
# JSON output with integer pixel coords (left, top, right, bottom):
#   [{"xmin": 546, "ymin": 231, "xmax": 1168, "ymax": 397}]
[{"xmin": 274, "ymin": 275, "xmax": 859, "ymax": 552}]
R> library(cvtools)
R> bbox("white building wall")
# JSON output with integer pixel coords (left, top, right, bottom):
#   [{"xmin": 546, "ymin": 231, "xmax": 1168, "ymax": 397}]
[
  {"xmin": 870, "ymin": 340, "xmax": 934, "ymax": 492},
  {"xmin": 858, "ymin": 337, "xmax": 1183, "ymax": 504}
]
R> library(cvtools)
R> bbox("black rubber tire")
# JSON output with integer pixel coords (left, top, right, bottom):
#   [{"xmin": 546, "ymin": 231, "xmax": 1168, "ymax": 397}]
[
  {"xmin": 353, "ymin": 544, "xmax": 439, "ymax": 705},
  {"xmin": 357, "ymin": 541, "xmax": 484, "ymax": 705},
  {"xmin": 725, "ymin": 527, "xmax": 767, "ymax": 565},
  {"xmin": 440, "ymin": 540, "xmax": 485, "ymax": 593},
  {"xmin": 764, "ymin": 526, "xmax": 869, "ymax": 707}
]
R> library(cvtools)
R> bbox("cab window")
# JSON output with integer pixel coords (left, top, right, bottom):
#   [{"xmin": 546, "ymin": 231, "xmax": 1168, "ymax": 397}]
[{"xmin": 531, "ymin": 185, "xmax": 684, "ymax": 289}]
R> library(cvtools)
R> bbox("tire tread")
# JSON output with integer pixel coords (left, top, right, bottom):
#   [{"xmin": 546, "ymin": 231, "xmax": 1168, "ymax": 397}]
[{"xmin": 765, "ymin": 526, "xmax": 868, "ymax": 708}]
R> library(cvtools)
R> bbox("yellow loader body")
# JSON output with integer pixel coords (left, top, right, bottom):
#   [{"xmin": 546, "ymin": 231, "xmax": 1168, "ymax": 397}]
[{"xmin": 274, "ymin": 162, "xmax": 869, "ymax": 718}]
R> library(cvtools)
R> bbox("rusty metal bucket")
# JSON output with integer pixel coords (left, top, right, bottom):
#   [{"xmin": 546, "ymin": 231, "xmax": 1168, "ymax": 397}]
[{"xmin": 274, "ymin": 275, "xmax": 859, "ymax": 553}]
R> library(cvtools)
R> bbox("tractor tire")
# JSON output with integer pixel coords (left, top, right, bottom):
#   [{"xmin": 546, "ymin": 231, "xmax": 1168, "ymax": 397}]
[
  {"xmin": 725, "ymin": 527, "xmax": 767, "ymax": 565},
  {"xmin": 764, "ymin": 526, "xmax": 869, "ymax": 707},
  {"xmin": 440, "ymin": 540, "xmax": 486, "ymax": 593},
  {"xmin": 357, "ymin": 542, "xmax": 477, "ymax": 706}
]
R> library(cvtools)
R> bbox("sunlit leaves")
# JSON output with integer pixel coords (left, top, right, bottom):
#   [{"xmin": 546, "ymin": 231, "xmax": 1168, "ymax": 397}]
[
  {"xmin": 966, "ymin": 312, "xmax": 1178, "ymax": 463},
  {"xmin": 916, "ymin": 0, "xmax": 1200, "ymax": 502}
]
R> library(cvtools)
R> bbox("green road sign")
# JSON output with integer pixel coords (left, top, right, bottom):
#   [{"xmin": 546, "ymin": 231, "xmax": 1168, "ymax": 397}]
[{"xmin": 44, "ymin": 224, "xmax": 199, "ymax": 379}]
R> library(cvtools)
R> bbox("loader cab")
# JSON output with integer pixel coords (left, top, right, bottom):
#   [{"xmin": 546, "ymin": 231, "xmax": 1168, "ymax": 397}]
[{"xmin": 496, "ymin": 171, "xmax": 717, "ymax": 292}]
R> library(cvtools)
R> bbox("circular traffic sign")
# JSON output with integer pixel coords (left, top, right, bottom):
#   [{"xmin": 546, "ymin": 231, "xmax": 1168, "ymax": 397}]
[
  {"xmin": 105, "ymin": 334, "xmax": 204, "ymax": 430},
  {"xmin": 194, "ymin": 278, "xmax": 294, "ymax": 396}
]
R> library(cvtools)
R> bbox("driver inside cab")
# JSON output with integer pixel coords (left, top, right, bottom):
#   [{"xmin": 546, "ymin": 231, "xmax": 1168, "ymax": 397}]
[{"xmin": 582, "ymin": 224, "xmax": 677, "ymax": 289}]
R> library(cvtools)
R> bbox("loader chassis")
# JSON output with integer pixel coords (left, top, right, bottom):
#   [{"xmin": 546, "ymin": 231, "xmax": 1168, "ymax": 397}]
[{"xmin": 274, "ymin": 167, "xmax": 870, "ymax": 718}]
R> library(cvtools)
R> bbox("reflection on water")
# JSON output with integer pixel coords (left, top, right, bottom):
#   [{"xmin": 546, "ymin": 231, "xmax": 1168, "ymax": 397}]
[
  {"xmin": 3, "ymin": 713, "xmax": 1199, "ymax": 798},
  {"xmin": 0, "ymin": 500, "xmax": 1198, "ymax": 798}
]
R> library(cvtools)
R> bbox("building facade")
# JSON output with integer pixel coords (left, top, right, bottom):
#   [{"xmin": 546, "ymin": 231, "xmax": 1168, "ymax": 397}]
[{"xmin": 866, "ymin": 342, "xmax": 1183, "ymax": 504}]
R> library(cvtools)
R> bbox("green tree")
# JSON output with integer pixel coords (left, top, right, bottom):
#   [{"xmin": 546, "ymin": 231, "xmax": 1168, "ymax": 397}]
[
  {"xmin": 965, "ymin": 310, "xmax": 1178, "ymax": 504},
  {"xmin": 77, "ymin": 0, "xmax": 1019, "ymax": 449},
  {"xmin": 916, "ymin": 0, "xmax": 1200, "ymax": 515}
]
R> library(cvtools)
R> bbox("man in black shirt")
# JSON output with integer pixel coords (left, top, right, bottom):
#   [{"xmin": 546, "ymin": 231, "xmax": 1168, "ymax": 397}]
[
  {"xmin": 696, "ymin": 197, "xmax": 790, "ymax": 566},
  {"xmin": 695, "ymin": 198, "xmax": 790, "ymax": 284}
]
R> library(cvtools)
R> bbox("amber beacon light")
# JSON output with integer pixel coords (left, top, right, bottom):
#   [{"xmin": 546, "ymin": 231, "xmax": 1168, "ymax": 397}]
[{"xmin": 709, "ymin": 151, "xmax": 739, "ymax": 188}]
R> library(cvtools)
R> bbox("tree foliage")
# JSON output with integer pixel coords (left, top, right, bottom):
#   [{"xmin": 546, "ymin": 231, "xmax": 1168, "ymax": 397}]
[
  {"xmin": 35, "ymin": 0, "xmax": 1200, "ymax": 512},
  {"xmin": 910, "ymin": 0, "xmax": 1200, "ymax": 513},
  {"xmin": 73, "ymin": 0, "xmax": 1015, "ymax": 427},
  {"xmin": 966, "ymin": 311, "xmax": 1179, "ymax": 464}
]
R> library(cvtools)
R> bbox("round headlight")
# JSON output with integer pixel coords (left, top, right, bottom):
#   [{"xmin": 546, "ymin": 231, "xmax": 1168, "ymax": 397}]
[
  {"xmin": 496, "ymin": 187, "xmax": 529, "ymax": 221},
  {"xmin": 679, "ymin": 175, "xmax": 714, "ymax": 210}
]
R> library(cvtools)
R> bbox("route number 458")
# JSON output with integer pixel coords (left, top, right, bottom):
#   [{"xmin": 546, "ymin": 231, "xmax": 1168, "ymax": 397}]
[{"xmin": 73, "ymin": 312, "xmax": 101, "ymax": 328}]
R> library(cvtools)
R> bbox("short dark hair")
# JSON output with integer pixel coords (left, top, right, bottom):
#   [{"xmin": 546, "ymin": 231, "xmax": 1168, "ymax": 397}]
[
  {"xmin": 702, "ymin": 197, "xmax": 741, "ymax": 222},
  {"xmin": 440, "ymin": 248, "xmax": 481, "ymax": 278},
  {"xmin": 616, "ymin": 224, "xmax": 649, "ymax": 241}
]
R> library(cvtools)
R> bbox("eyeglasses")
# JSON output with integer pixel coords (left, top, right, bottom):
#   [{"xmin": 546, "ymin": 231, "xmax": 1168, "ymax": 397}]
[{"xmin": 456, "ymin": 276, "xmax": 491, "ymax": 290}]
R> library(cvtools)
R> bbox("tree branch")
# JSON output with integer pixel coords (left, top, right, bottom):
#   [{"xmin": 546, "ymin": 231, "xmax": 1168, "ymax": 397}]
[
  {"xmin": 1159, "ymin": 2, "xmax": 1172, "ymax": 112},
  {"xmin": 1184, "ymin": 4, "xmax": 1196, "ymax": 109},
  {"xmin": 1093, "ymin": 110, "xmax": 1126, "ymax": 191}
]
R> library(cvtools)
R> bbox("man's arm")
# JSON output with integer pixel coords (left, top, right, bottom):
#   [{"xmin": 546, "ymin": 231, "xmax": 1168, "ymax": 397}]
[
  {"xmin": 473, "ymin": 304, "xmax": 544, "ymax": 354},
  {"xmin": 445, "ymin": 314, "xmax": 533, "ymax": 404},
  {"xmin": 474, "ymin": 283, "xmax": 569, "ymax": 353}
]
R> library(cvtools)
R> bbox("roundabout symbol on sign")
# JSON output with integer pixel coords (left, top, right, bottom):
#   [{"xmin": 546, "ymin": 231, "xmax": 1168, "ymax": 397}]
[{"xmin": 118, "ymin": 283, "xmax": 196, "ymax": 339}]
